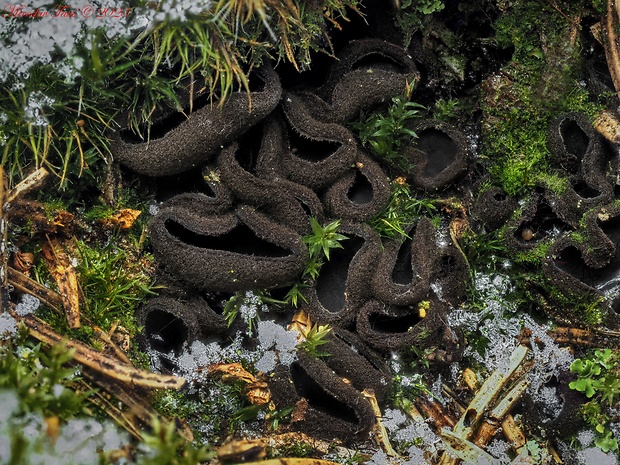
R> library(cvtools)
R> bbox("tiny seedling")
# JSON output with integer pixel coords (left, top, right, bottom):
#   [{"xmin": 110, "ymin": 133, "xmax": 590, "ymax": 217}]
[
  {"xmin": 304, "ymin": 217, "xmax": 348, "ymax": 262},
  {"xmin": 570, "ymin": 348, "xmax": 620, "ymax": 453},
  {"xmin": 297, "ymin": 322, "xmax": 332, "ymax": 358},
  {"xmin": 284, "ymin": 218, "xmax": 348, "ymax": 307},
  {"xmin": 352, "ymin": 91, "xmax": 425, "ymax": 172},
  {"xmin": 369, "ymin": 178, "xmax": 437, "ymax": 239}
]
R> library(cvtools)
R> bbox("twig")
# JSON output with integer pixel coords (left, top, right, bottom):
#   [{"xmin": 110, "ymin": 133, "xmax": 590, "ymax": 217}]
[
  {"xmin": 453, "ymin": 345, "xmax": 528, "ymax": 437},
  {"xmin": 604, "ymin": 0, "xmax": 620, "ymax": 99},
  {"xmin": 7, "ymin": 266, "xmax": 64, "ymax": 312},
  {"xmin": 362, "ymin": 388, "xmax": 399, "ymax": 458},
  {"xmin": 8, "ymin": 307, "xmax": 185, "ymax": 390},
  {"xmin": 4, "ymin": 168, "xmax": 49, "ymax": 204},
  {"xmin": 0, "ymin": 166, "xmax": 8, "ymax": 312}
]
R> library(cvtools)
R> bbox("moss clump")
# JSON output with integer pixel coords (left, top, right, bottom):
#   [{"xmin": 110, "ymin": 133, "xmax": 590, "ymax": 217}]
[
  {"xmin": 512, "ymin": 241, "xmax": 552, "ymax": 266},
  {"xmin": 483, "ymin": 0, "xmax": 602, "ymax": 196}
]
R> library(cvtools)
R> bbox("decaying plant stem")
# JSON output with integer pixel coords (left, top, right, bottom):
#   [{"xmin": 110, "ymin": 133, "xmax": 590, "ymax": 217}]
[
  {"xmin": 604, "ymin": 0, "xmax": 620, "ymax": 99},
  {"xmin": 437, "ymin": 346, "xmax": 529, "ymax": 464},
  {"xmin": 0, "ymin": 166, "xmax": 8, "ymax": 312},
  {"xmin": 453, "ymin": 345, "xmax": 528, "ymax": 437},
  {"xmin": 43, "ymin": 236, "xmax": 81, "ymax": 328},
  {"xmin": 471, "ymin": 377, "xmax": 529, "ymax": 448},
  {"xmin": 8, "ymin": 266, "xmax": 65, "ymax": 313},
  {"xmin": 362, "ymin": 388, "xmax": 399, "ymax": 457},
  {"xmin": 4, "ymin": 167, "xmax": 49, "ymax": 205},
  {"xmin": 8, "ymin": 306, "xmax": 185, "ymax": 390}
]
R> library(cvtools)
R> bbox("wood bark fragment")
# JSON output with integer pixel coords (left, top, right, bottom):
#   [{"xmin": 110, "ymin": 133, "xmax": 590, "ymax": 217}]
[
  {"xmin": 593, "ymin": 110, "xmax": 620, "ymax": 144},
  {"xmin": 4, "ymin": 168, "xmax": 49, "ymax": 204},
  {"xmin": 8, "ymin": 266, "xmax": 64, "ymax": 313},
  {"xmin": 362, "ymin": 388, "xmax": 399, "ymax": 457},
  {"xmin": 0, "ymin": 166, "xmax": 8, "ymax": 312},
  {"xmin": 501, "ymin": 415, "xmax": 527, "ymax": 454},
  {"xmin": 453, "ymin": 345, "xmax": 528, "ymax": 437},
  {"xmin": 414, "ymin": 396, "xmax": 457, "ymax": 431},
  {"xmin": 5, "ymin": 198, "xmax": 74, "ymax": 234},
  {"xmin": 98, "ymin": 209, "xmax": 142, "ymax": 230},
  {"xmin": 472, "ymin": 377, "xmax": 529, "ymax": 448},
  {"xmin": 8, "ymin": 307, "xmax": 185, "ymax": 390},
  {"xmin": 42, "ymin": 237, "xmax": 81, "ymax": 328},
  {"xmin": 208, "ymin": 362, "xmax": 271, "ymax": 405},
  {"xmin": 603, "ymin": 0, "xmax": 620, "ymax": 98}
]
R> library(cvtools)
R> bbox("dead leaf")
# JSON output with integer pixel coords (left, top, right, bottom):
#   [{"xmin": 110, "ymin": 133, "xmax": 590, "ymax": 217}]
[
  {"xmin": 291, "ymin": 398, "xmax": 309, "ymax": 423},
  {"xmin": 209, "ymin": 362, "xmax": 272, "ymax": 405},
  {"xmin": 209, "ymin": 362, "xmax": 258, "ymax": 384},
  {"xmin": 42, "ymin": 237, "xmax": 80, "ymax": 329},
  {"xmin": 12, "ymin": 251, "xmax": 35, "ymax": 275},
  {"xmin": 244, "ymin": 381, "xmax": 271, "ymax": 405},
  {"xmin": 99, "ymin": 209, "xmax": 141, "ymax": 230},
  {"xmin": 218, "ymin": 439, "xmax": 267, "ymax": 462}
]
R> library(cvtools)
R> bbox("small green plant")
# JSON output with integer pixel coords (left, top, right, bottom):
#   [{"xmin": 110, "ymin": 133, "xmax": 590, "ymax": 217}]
[
  {"xmin": 352, "ymin": 89, "xmax": 425, "ymax": 172},
  {"xmin": 304, "ymin": 217, "xmax": 348, "ymax": 263},
  {"xmin": 284, "ymin": 218, "xmax": 348, "ymax": 307},
  {"xmin": 222, "ymin": 290, "xmax": 273, "ymax": 332},
  {"xmin": 369, "ymin": 179, "xmax": 437, "ymax": 239},
  {"xmin": 266, "ymin": 405, "xmax": 295, "ymax": 430},
  {"xmin": 77, "ymin": 240, "xmax": 156, "ymax": 327},
  {"xmin": 393, "ymin": 0, "xmax": 445, "ymax": 46},
  {"xmin": 433, "ymin": 98, "xmax": 460, "ymax": 120},
  {"xmin": 569, "ymin": 349, "xmax": 620, "ymax": 453},
  {"xmin": 298, "ymin": 322, "xmax": 332, "ymax": 358},
  {"xmin": 138, "ymin": 416, "xmax": 215, "ymax": 465},
  {"xmin": 0, "ymin": 335, "xmax": 90, "ymax": 420}
]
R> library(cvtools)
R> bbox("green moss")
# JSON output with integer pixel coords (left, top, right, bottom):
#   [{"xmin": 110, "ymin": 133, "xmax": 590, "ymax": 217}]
[
  {"xmin": 513, "ymin": 241, "xmax": 552, "ymax": 266},
  {"xmin": 483, "ymin": 0, "xmax": 600, "ymax": 197},
  {"xmin": 561, "ymin": 85, "xmax": 606, "ymax": 120},
  {"xmin": 549, "ymin": 286, "xmax": 607, "ymax": 326},
  {"xmin": 368, "ymin": 180, "xmax": 438, "ymax": 239},
  {"xmin": 534, "ymin": 172, "xmax": 569, "ymax": 194}
]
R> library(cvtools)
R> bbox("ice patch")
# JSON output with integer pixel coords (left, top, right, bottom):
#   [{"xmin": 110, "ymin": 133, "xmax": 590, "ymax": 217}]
[
  {"xmin": 576, "ymin": 447, "xmax": 618, "ymax": 465},
  {"xmin": 15, "ymin": 293, "xmax": 41, "ymax": 316},
  {"xmin": 382, "ymin": 408, "xmax": 408, "ymax": 433},
  {"xmin": 0, "ymin": 313, "xmax": 18, "ymax": 339}
]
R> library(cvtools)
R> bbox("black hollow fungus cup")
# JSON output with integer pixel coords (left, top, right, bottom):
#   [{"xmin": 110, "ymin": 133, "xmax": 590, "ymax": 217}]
[
  {"xmin": 216, "ymin": 118, "xmax": 325, "ymax": 235},
  {"xmin": 297, "ymin": 38, "xmax": 420, "ymax": 124},
  {"xmin": 470, "ymin": 186, "xmax": 518, "ymax": 233},
  {"xmin": 320, "ymin": 328, "xmax": 393, "ymax": 402},
  {"xmin": 268, "ymin": 353, "xmax": 376, "ymax": 444},
  {"xmin": 149, "ymin": 201, "xmax": 308, "ymax": 292},
  {"xmin": 280, "ymin": 92, "xmax": 358, "ymax": 191},
  {"xmin": 322, "ymin": 154, "xmax": 391, "ymax": 222},
  {"xmin": 405, "ymin": 120, "xmax": 471, "ymax": 191},
  {"xmin": 110, "ymin": 63, "xmax": 282, "ymax": 177},
  {"xmin": 542, "ymin": 204, "xmax": 620, "ymax": 330},
  {"xmin": 503, "ymin": 192, "xmax": 571, "ymax": 256},
  {"xmin": 135, "ymin": 296, "xmax": 226, "ymax": 371},
  {"xmin": 356, "ymin": 298, "xmax": 461, "ymax": 362},
  {"xmin": 522, "ymin": 368, "xmax": 587, "ymax": 439},
  {"xmin": 302, "ymin": 221, "xmax": 382, "ymax": 329},
  {"xmin": 371, "ymin": 218, "xmax": 435, "ymax": 306},
  {"xmin": 546, "ymin": 112, "xmax": 614, "ymax": 227}
]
